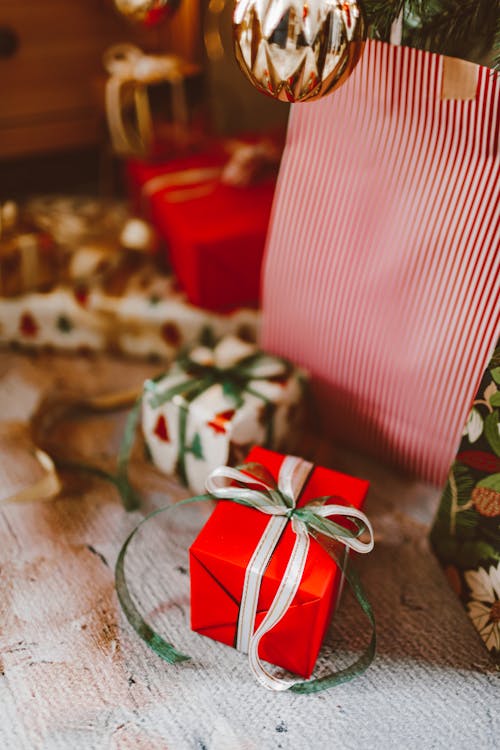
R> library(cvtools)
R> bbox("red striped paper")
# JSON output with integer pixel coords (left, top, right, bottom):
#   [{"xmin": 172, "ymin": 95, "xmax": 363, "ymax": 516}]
[{"xmin": 262, "ymin": 41, "xmax": 499, "ymax": 486}]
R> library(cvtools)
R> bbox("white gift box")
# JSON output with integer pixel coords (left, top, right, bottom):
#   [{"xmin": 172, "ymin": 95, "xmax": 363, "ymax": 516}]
[{"xmin": 142, "ymin": 336, "xmax": 307, "ymax": 493}]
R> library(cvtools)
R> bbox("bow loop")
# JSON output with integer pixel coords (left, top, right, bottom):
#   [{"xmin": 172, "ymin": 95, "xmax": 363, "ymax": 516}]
[
  {"xmin": 205, "ymin": 464, "xmax": 289, "ymax": 514},
  {"xmin": 306, "ymin": 504, "xmax": 375, "ymax": 554}
]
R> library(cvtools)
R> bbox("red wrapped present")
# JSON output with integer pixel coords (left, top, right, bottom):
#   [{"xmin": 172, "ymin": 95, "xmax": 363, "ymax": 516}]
[
  {"xmin": 126, "ymin": 139, "xmax": 280, "ymax": 311},
  {"xmin": 189, "ymin": 446, "xmax": 373, "ymax": 684}
]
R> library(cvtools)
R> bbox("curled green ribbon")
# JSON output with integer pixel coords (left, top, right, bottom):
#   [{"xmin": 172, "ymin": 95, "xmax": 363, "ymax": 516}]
[{"xmin": 115, "ymin": 462, "xmax": 376, "ymax": 694}]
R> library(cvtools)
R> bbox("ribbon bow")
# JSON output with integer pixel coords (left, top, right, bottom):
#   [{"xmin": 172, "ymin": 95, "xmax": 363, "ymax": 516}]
[
  {"xmin": 147, "ymin": 340, "xmax": 291, "ymax": 411},
  {"xmin": 115, "ymin": 457, "xmax": 376, "ymax": 694},
  {"xmin": 103, "ymin": 43, "xmax": 189, "ymax": 155}
]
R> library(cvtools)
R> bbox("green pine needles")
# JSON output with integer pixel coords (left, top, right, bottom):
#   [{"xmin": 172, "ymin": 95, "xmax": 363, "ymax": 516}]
[{"xmin": 364, "ymin": 0, "xmax": 500, "ymax": 69}]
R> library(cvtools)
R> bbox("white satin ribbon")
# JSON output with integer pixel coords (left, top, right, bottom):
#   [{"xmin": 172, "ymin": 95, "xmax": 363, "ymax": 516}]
[
  {"xmin": 205, "ymin": 457, "xmax": 374, "ymax": 690},
  {"xmin": 141, "ymin": 168, "xmax": 222, "ymax": 200}
]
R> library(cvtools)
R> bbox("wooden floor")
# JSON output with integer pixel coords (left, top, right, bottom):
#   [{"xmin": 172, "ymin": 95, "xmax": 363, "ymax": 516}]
[{"xmin": 0, "ymin": 351, "xmax": 498, "ymax": 750}]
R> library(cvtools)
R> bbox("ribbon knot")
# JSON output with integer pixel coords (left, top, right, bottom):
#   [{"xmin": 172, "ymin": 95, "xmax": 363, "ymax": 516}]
[{"xmin": 291, "ymin": 506, "xmax": 309, "ymax": 520}]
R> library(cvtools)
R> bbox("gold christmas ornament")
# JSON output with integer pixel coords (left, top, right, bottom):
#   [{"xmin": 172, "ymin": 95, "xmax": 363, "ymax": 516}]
[
  {"xmin": 113, "ymin": 0, "xmax": 180, "ymax": 26},
  {"xmin": 233, "ymin": 0, "xmax": 366, "ymax": 103}
]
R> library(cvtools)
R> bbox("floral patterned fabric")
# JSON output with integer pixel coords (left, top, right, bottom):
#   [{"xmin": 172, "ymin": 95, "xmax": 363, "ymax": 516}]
[{"xmin": 430, "ymin": 343, "xmax": 500, "ymax": 662}]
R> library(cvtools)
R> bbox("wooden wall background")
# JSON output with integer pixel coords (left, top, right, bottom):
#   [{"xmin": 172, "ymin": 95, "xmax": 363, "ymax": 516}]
[{"xmin": 0, "ymin": 0, "xmax": 202, "ymax": 159}]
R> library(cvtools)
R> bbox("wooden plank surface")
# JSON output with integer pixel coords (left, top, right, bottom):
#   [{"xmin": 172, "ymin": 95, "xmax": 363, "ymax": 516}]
[{"xmin": 0, "ymin": 350, "xmax": 498, "ymax": 750}]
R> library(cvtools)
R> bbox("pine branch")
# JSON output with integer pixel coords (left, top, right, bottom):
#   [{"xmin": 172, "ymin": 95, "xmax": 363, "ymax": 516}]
[
  {"xmin": 365, "ymin": 0, "xmax": 404, "ymax": 41},
  {"xmin": 494, "ymin": 7, "xmax": 500, "ymax": 69},
  {"xmin": 364, "ymin": 0, "xmax": 500, "ymax": 69},
  {"xmin": 408, "ymin": 0, "xmax": 497, "ymax": 61}
]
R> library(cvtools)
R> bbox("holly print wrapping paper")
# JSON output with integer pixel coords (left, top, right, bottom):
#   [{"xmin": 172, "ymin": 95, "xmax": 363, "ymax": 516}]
[
  {"xmin": 430, "ymin": 342, "xmax": 500, "ymax": 662},
  {"xmin": 142, "ymin": 336, "xmax": 307, "ymax": 494},
  {"xmin": 0, "ymin": 288, "xmax": 108, "ymax": 352},
  {"xmin": 0, "ymin": 256, "xmax": 259, "ymax": 360}
]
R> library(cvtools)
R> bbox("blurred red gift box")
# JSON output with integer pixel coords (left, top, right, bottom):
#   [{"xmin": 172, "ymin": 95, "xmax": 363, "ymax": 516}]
[{"xmin": 126, "ymin": 137, "xmax": 281, "ymax": 312}]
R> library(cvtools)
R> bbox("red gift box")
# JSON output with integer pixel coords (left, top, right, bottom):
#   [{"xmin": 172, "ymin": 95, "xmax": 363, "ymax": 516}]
[
  {"xmin": 189, "ymin": 446, "xmax": 370, "ymax": 679},
  {"xmin": 126, "ymin": 145, "xmax": 229, "ymax": 213},
  {"xmin": 126, "ymin": 144, "xmax": 277, "ymax": 312}
]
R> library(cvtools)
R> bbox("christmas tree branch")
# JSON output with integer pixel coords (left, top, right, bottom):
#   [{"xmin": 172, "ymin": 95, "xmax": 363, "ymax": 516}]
[{"xmin": 364, "ymin": 0, "xmax": 499, "ymax": 70}]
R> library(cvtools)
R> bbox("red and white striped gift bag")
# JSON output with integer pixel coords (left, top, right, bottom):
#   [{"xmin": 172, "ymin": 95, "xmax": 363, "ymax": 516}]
[{"xmin": 262, "ymin": 41, "xmax": 499, "ymax": 486}]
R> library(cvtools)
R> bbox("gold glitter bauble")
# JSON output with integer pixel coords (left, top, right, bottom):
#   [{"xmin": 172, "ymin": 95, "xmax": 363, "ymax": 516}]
[
  {"xmin": 113, "ymin": 0, "xmax": 180, "ymax": 26},
  {"xmin": 233, "ymin": 0, "xmax": 366, "ymax": 103}
]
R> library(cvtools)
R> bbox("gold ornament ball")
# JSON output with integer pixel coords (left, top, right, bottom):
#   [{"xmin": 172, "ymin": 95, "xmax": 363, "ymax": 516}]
[
  {"xmin": 233, "ymin": 0, "xmax": 366, "ymax": 103},
  {"xmin": 113, "ymin": 0, "xmax": 180, "ymax": 26}
]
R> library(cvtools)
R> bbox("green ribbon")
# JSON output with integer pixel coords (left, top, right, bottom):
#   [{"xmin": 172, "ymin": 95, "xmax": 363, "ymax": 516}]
[
  {"xmin": 117, "ymin": 396, "xmax": 144, "ymax": 511},
  {"xmin": 117, "ymin": 351, "xmax": 292, "ymax": 503},
  {"xmin": 115, "ymin": 463, "xmax": 376, "ymax": 694}
]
